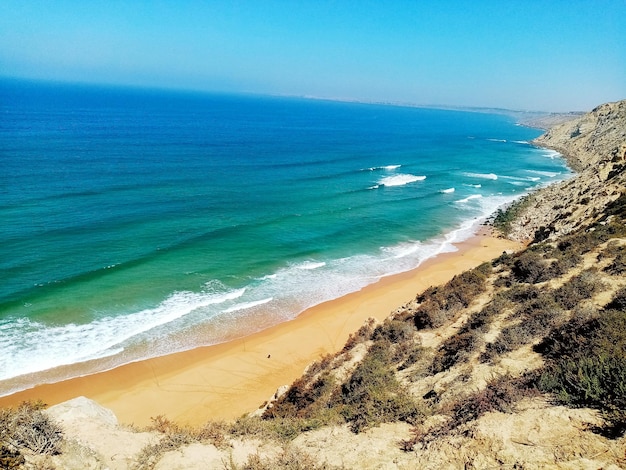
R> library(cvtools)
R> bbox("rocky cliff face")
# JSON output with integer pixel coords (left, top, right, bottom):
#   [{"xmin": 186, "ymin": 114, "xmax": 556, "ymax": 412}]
[{"xmin": 506, "ymin": 99, "xmax": 626, "ymax": 242}]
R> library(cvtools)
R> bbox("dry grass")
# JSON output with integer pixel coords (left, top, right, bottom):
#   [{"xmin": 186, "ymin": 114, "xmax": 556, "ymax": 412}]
[
  {"xmin": 224, "ymin": 445, "xmax": 342, "ymax": 470},
  {"xmin": 0, "ymin": 401, "xmax": 63, "ymax": 459},
  {"xmin": 134, "ymin": 415, "xmax": 230, "ymax": 470}
]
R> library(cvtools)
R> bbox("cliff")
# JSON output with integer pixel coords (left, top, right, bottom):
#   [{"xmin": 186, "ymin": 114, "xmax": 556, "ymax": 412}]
[
  {"xmin": 2, "ymin": 100, "xmax": 626, "ymax": 470},
  {"xmin": 505, "ymin": 100, "xmax": 626, "ymax": 242}
]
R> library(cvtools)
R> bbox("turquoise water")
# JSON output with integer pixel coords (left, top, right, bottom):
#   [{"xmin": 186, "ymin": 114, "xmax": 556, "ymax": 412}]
[{"xmin": 0, "ymin": 79, "xmax": 571, "ymax": 393}]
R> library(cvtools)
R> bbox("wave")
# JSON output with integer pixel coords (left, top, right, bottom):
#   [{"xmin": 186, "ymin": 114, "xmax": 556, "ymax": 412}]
[
  {"xmin": 440, "ymin": 188, "xmax": 455, "ymax": 194},
  {"xmin": 455, "ymin": 194, "xmax": 483, "ymax": 204},
  {"xmin": 0, "ymin": 286, "xmax": 246, "ymax": 381},
  {"xmin": 542, "ymin": 150, "xmax": 562, "ymax": 159},
  {"xmin": 378, "ymin": 174, "xmax": 426, "ymax": 187},
  {"xmin": 526, "ymin": 169, "xmax": 559, "ymax": 178},
  {"xmin": 463, "ymin": 183, "xmax": 482, "ymax": 188},
  {"xmin": 487, "ymin": 138, "xmax": 507, "ymax": 142},
  {"xmin": 512, "ymin": 140, "xmax": 529, "ymax": 144},
  {"xmin": 222, "ymin": 297, "xmax": 273, "ymax": 313},
  {"xmin": 464, "ymin": 172, "xmax": 498, "ymax": 180},
  {"xmin": 501, "ymin": 175, "xmax": 541, "ymax": 183},
  {"xmin": 295, "ymin": 261, "xmax": 326, "ymax": 270},
  {"xmin": 365, "ymin": 164, "xmax": 401, "ymax": 171}
]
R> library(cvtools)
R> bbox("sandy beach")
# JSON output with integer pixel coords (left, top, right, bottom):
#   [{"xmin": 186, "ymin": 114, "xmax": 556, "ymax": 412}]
[{"xmin": 0, "ymin": 230, "xmax": 522, "ymax": 427}]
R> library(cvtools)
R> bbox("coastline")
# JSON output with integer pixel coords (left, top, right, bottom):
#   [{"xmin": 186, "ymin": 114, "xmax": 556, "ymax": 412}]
[{"xmin": 0, "ymin": 229, "xmax": 522, "ymax": 426}]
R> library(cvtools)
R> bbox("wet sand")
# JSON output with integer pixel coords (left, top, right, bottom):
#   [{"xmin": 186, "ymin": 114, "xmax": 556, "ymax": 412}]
[{"xmin": 0, "ymin": 230, "xmax": 522, "ymax": 426}]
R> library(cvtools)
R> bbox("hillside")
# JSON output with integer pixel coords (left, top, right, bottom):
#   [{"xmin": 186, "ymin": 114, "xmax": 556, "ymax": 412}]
[
  {"xmin": 500, "ymin": 100, "xmax": 626, "ymax": 243},
  {"xmin": 2, "ymin": 100, "xmax": 625, "ymax": 470}
]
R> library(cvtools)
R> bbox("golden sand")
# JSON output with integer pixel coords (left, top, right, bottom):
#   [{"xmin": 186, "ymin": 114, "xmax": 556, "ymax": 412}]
[{"xmin": 0, "ymin": 230, "xmax": 521, "ymax": 426}]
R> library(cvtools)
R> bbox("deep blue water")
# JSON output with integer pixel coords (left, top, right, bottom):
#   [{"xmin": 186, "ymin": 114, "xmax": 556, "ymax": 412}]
[{"xmin": 0, "ymin": 78, "xmax": 571, "ymax": 393}]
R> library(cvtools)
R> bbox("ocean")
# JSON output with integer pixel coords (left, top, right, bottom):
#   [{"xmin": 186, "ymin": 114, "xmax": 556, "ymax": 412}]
[{"xmin": 0, "ymin": 79, "xmax": 571, "ymax": 394}]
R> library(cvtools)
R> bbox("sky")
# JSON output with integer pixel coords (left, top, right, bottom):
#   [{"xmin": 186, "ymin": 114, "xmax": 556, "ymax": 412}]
[{"xmin": 0, "ymin": 0, "xmax": 624, "ymax": 112}]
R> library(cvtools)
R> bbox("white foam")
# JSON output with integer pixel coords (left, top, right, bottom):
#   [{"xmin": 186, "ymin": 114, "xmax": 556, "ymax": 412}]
[
  {"xmin": 487, "ymin": 138, "xmax": 507, "ymax": 142},
  {"xmin": 295, "ymin": 261, "xmax": 326, "ymax": 270},
  {"xmin": 440, "ymin": 188, "xmax": 455, "ymax": 194},
  {"xmin": 456, "ymin": 194, "xmax": 483, "ymax": 204},
  {"xmin": 383, "ymin": 241, "xmax": 422, "ymax": 259},
  {"xmin": 464, "ymin": 172, "xmax": 498, "ymax": 180},
  {"xmin": 222, "ymin": 297, "xmax": 273, "ymax": 313},
  {"xmin": 512, "ymin": 140, "xmax": 529, "ymax": 144},
  {"xmin": 542, "ymin": 150, "xmax": 562, "ymax": 159},
  {"xmin": 0, "ymin": 286, "xmax": 246, "ymax": 381},
  {"xmin": 463, "ymin": 183, "xmax": 482, "ymax": 188},
  {"xmin": 366, "ymin": 164, "xmax": 401, "ymax": 171},
  {"xmin": 378, "ymin": 174, "xmax": 426, "ymax": 187},
  {"xmin": 526, "ymin": 169, "xmax": 559, "ymax": 178}
]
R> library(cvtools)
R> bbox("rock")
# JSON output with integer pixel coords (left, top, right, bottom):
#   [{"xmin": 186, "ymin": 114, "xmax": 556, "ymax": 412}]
[
  {"xmin": 46, "ymin": 396, "xmax": 118, "ymax": 429},
  {"xmin": 45, "ymin": 397, "xmax": 158, "ymax": 470}
]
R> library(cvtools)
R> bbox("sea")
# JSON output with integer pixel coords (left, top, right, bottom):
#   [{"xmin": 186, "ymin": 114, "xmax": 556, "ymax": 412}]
[{"xmin": 0, "ymin": 78, "xmax": 572, "ymax": 395}]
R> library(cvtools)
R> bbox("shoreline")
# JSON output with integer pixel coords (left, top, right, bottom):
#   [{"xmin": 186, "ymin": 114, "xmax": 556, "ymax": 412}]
[{"xmin": 0, "ymin": 228, "xmax": 522, "ymax": 426}]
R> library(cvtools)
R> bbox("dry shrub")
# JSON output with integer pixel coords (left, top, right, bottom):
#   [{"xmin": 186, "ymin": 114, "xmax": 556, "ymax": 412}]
[
  {"xmin": 0, "ymin": 444, "xmax": 25, "ymax": 470},
  {"xmin": 412, "ymin": 264, "xmax": 490, "ymax": 330},
  {"xmin": 230, "ymin": 416, "xmax": 326, "ymax": 443},
  {"xmin": 334, "ymin": 341, "xmax": 423, "ymax": 433},
  {"xmin": 402, "ymin": 375, "xmax": 538, "ymax": 450},
  {"xmin": 554, "ymin": 269, "xmax": 605, "ymax": 310},
  {"xmin": 605, "ymin": 287, "xmax": 626, "ymax": 311},
  {"xmin": 341, "ymin": 318, "xmax": 376, "ymax": 352},
  {"xmin": 536, "ymin": 301, "xmax": 626, "ymax": 436},
  {"xmin": 510, "ymin": 251, "xmax": 550, "ymax": 283},
  {"xmin": 0, "ymin": 401, "xmax": 63, "ymax": 456},
  {"xmin": 372, "ymin": 319, "xmax": 414, "ymax": 343},
  {"xmin": 135, "ymin": 415, "xmax": 229, "ymax": 469},
  {"xmin": 226, "ymin": 445, "xmax": 340, "ymax": 470},
  {"xmin": 603, "ymin": 246, "xmax": 626, "ymax": 275},
  {"xmin": 429, "ymin": 331, "xmax": 476, "ymax": 374},
  {"xmin": 262, "ymin": 374, "xmax": 334, "ymax": 420}
]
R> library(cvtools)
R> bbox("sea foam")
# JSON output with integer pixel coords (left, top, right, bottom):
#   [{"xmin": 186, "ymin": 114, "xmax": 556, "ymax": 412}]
[
  {"xmin": 0, "ymin": 287, "xmax": 246, "ymax": 381},
  {"xmin": 366, "ymin": 164, "xmax": 401, "ymax": 171},
  {"xmin": 222, "ymin": 297, "xmax": 274, "ymax": 313},
  {"xmin": 456, "ymin": 194, "xmax": 483, "ymax": 204},
  {"xmin": 378, "ymin": 174, "xmax": 426, "ymax": 187},
  {"xmin": 464, "ymin": 172, "xmax": 498, "ymax": 180}
]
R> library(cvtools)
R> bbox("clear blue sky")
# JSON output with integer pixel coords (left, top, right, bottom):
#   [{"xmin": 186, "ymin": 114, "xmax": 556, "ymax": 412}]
[{"xmin": 1, "ymin": 0, "xmax": 624, "ymax": 112}]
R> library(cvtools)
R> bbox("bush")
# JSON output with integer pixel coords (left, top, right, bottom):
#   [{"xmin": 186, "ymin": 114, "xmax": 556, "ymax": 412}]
[
  {"xmin": 263, "ymin": 374, "xmax": 334, "ymax": 420},
  {"xmin": 334, "ymin": 342, "xmax": 423, "ymax": 433},
  {"xmin": 341, "ymin": 318, "xmax": 376, "ymax": 352},
  {"xmin": 0, "ymin": 444, "xmax": 24, "ymax": 470},
  {"xmin": 510, "ymin": 251, "xmax": 550, "ymax": 283},
  {"xmin": 226, "ymin": 445, "xmax": 340, "ymax": 470},
  {"xmin": 492, "ymin": 195, "xmax": 534, "ymax": 236},
  {"xmin": 372, "ymin": 319, "xmax": 414, "ymax": 343},
  {"xmin": 554, "ymin": 269, "xmax": 605, "ymax": 309},
  {"xmin": 404, "ymin": 375, "xmax": 538, "ymax": 449},
  {"xmin": 481, "ymin": 292, "xmax": 563, "ymax": 363},
  {"xmin": 136, "ymin": 416, "xmax": 230, "ymax": 469},
  {"xmin": 605, "ymin": 287, "xmax": 626, "ymax": 311},
  {"xmin": 0, "ymin": 401, "xmax": 63, "ymax": 456},
  {"xmin": 430, "ymin": 331, "xmax": 476, "ymax": 374},
  {"xmin": 604, "ymin": 248, "xmax": 626, "ymax": 275},
  {"xmin": 536, "ymin": 306, "xmax": 626, "ymax": 436},
  {"xmin": 412, "ymin": 265, "xmax": 489, "ymax": 329}
]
